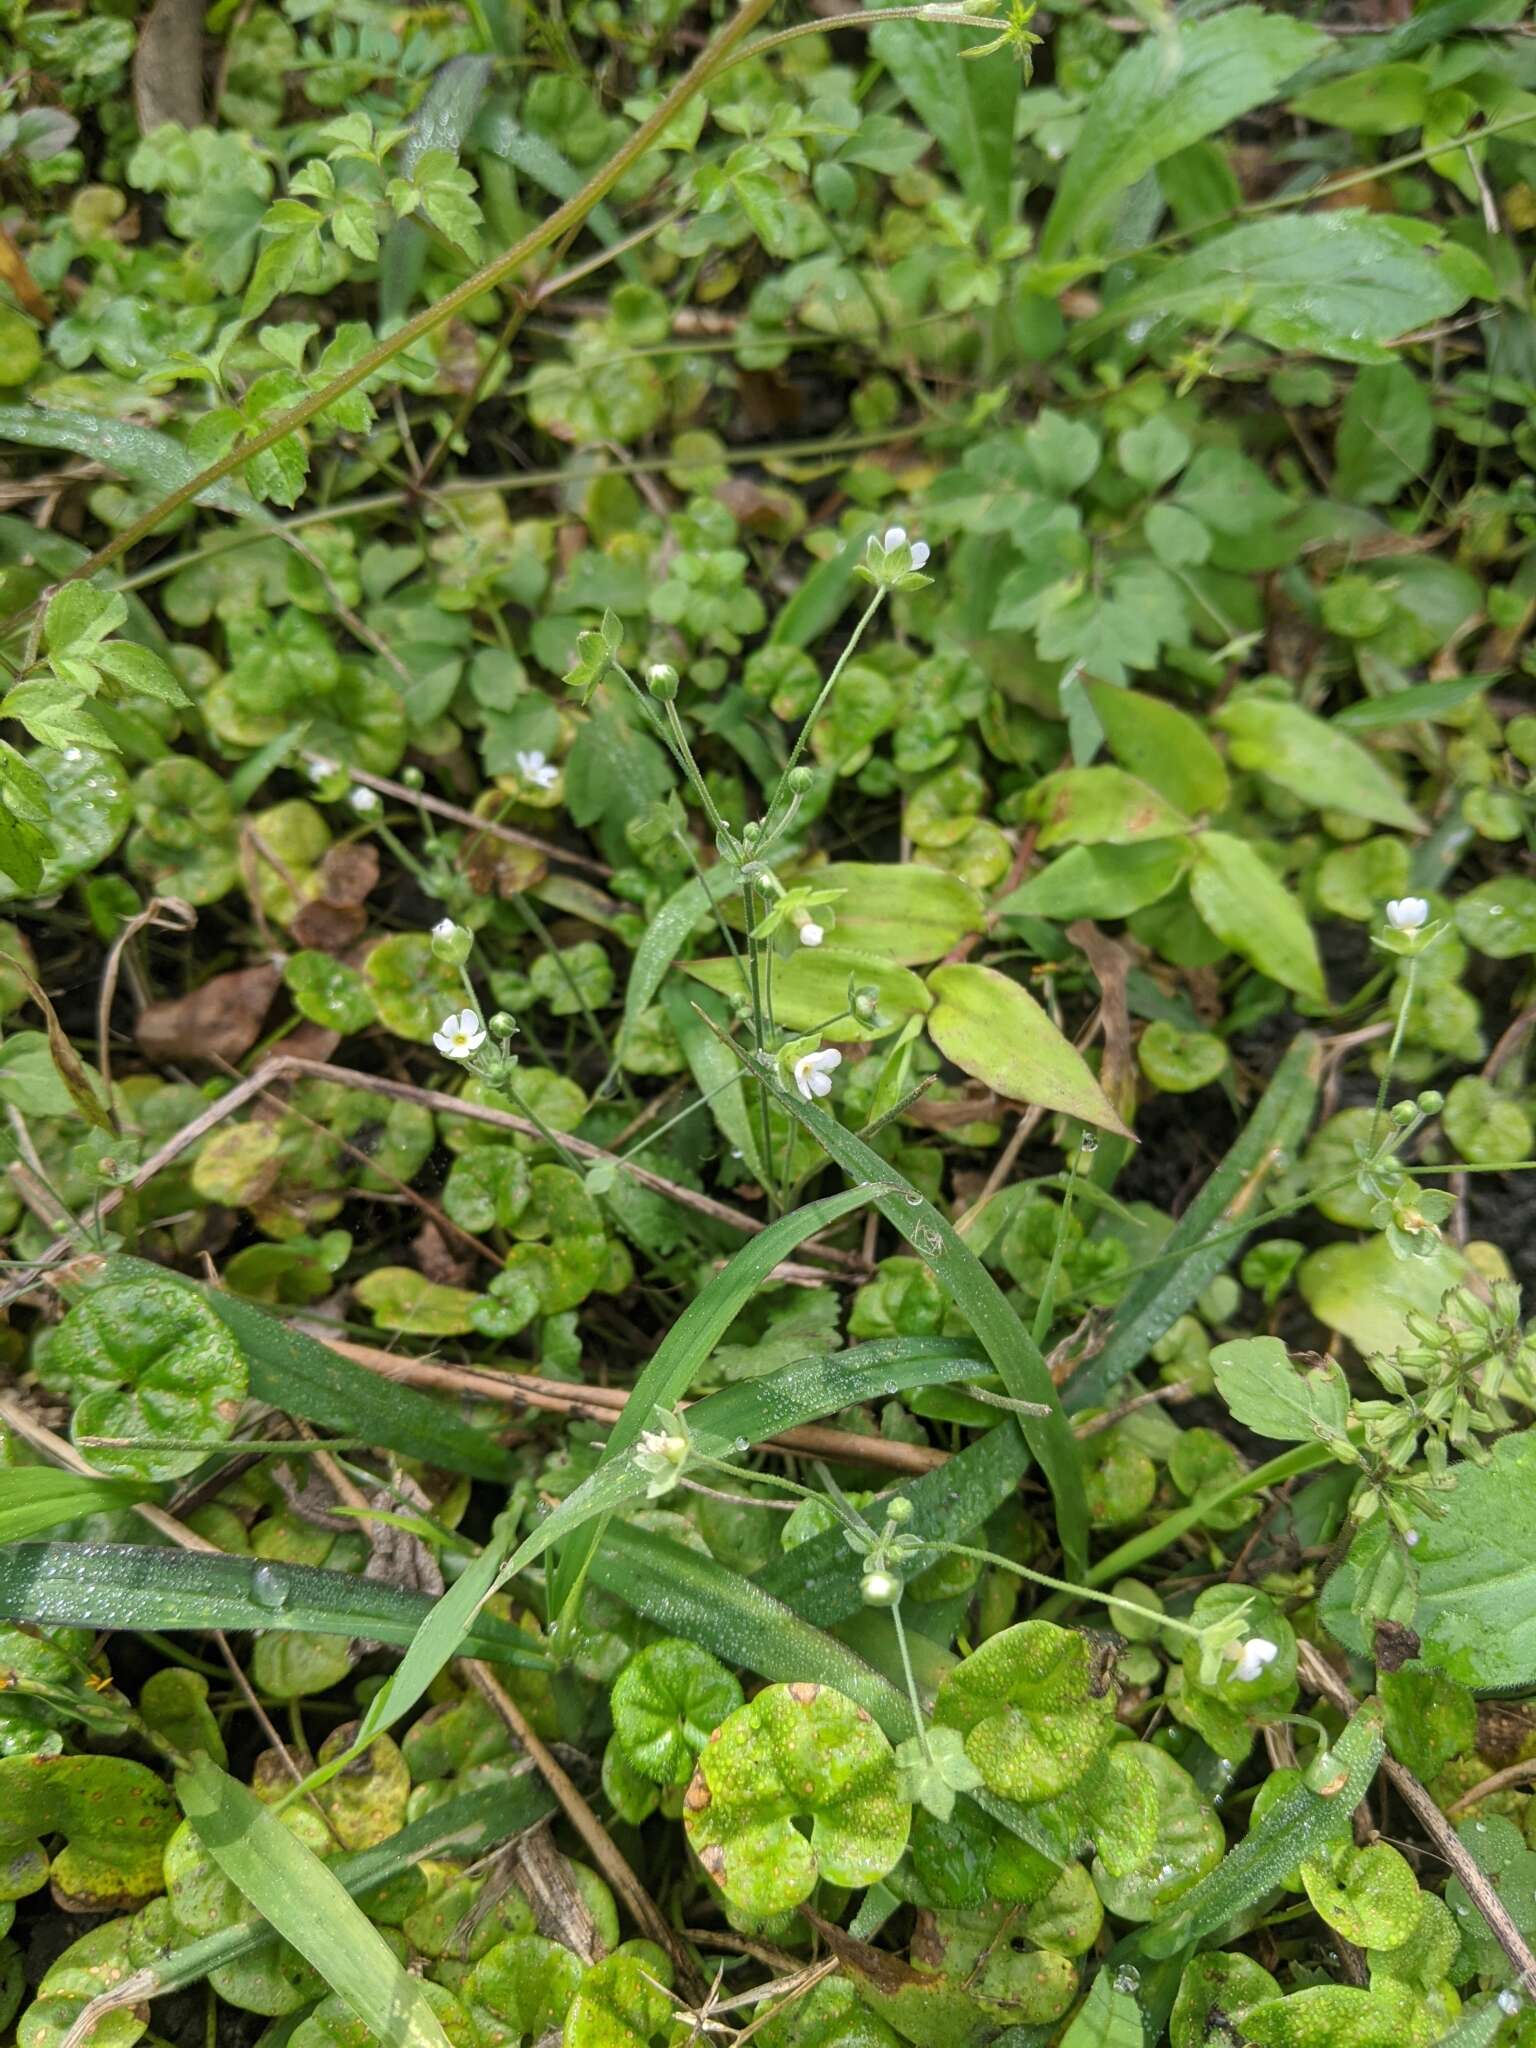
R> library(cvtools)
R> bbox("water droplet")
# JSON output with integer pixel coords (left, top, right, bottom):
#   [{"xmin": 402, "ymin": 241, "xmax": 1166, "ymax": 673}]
[
  {"xmin": 1113, "ymin": 1965, "xmax": 1141, "ymax": 1994},
  {"xmin": 1475, "ymin": 1819, "xmax": 1487, "ymax": 1832},
  {"xmin": 903, "ymin": 1190, "xmax": 923, "ymax": 1208},
  {"xmin": 250, "ymin": 1564, "xmax": 288, "ymax": 1611},
  {"xmin": 1156, "ymin": 1862, "xmax": 1175, "ymax": 1882},
  {"xmin": 1499, "ymin": 1989, "xmax": 1522, "ymax": 2015}
]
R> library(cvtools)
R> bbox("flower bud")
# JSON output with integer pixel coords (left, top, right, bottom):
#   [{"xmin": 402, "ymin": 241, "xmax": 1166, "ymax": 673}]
[
  {"xmin": 1416, "ymin": 1089, "xmax": 1445, "ymax": 1116},
  {"xmin": 400, "ymin": 765, "xmax": 425, "ymax": 790},
  {"xmin": 786, "ymin": 765, "xmax": 815, "ymax": 794},
  {"xmin": 646, "ymin": 662, "xmax": 679, "ymax": 701},
  {"xmin": 1390, "ymin": 1099, "xmax": 1418, "ymax": 1128},
  {"xmin": 430, "ymin": 918, "xmax": 473, "ymax": 965},
  {"xmin": 860, "ymin": 1569, "xmax": 902, "ymax": 1608},
  {"xmin": 851, "ymin": 985, "xmax": 882, "ymax": 1024},
  {"xmin": 488, "ymin": 1011, "xmax": 517, "ymax": 1039},
  {"xmin": 885, "ymin": 1497, "xmax": 914, "ymax": 1526}
]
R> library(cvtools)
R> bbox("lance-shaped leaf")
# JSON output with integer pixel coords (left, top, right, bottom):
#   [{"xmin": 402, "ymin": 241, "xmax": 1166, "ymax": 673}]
[{"xmin": 927, "ymin": 964, "xmax": 1132, "ymax": 1137}]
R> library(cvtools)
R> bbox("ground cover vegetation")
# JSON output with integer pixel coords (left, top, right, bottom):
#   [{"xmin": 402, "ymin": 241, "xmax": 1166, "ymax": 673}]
[{"xmin": 1, "ymin": 0, "xmax": 1536, "ymax": 2042}]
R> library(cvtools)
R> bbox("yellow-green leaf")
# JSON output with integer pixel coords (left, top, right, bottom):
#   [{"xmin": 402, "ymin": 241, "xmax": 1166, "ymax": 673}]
[
  {"xmin": 1189, "ymin": 832, "xmax": 1327, "ymax": 1003},
  {"xmin": 927, "ymin": 963, "xmax": 1131, "ymax": 1136}
]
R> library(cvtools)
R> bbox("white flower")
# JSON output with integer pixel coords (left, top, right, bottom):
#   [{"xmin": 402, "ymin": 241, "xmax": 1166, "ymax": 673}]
[
  {"xmin": 433, "ymin": 1009, "xmax": 486, "ymax": 1060},
  {"xmin": 909, "ymin": 539, "xmax": 930, "ymax": 569},
  {"xmin": 348, "ymin": 786, "xmax": 380, "ymax": 815},
  {"xmin": 1386, "ymin": 897, "xmax": 1429, "ymax": 931},
  {"xmin": 307, "ymin": 756, "xmax": 337, "ymax": 783},
  {"xmin": 1230, "ymin": 1636, "xmax": 1279, "ymax": 1684},
  {"xmin": 800, "ymin": 921, "xmax": 824, "ymax": 948},
  {"xmin": 1404, "ymin": 1528, "xmax": 1420, "ymax": 1548},
  {"xmin": 516, "ymin": 748, "xmax": 559, "ymax": 790},
  {"xmin": 793, "ymin": 1046, "xmax": 842, "ymax": 1101},
  {"xmin": 882, "ymin": 525, "xmax": 907, "ymax": 550},
  {"xmin": 433, "ymin": 918, "xmax": 457, "ymax": 940}
]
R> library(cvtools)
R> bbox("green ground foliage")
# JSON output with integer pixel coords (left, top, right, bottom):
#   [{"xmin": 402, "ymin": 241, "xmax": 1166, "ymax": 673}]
[{"xmin": 2, "ymin": 0, "xmax": 1536, "ymax": 2042}]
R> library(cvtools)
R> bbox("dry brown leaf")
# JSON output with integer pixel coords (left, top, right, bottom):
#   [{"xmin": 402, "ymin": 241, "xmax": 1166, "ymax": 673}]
[{"xmin": 136, "ymin": 963, "xmax": 282, "ymax": 1066}]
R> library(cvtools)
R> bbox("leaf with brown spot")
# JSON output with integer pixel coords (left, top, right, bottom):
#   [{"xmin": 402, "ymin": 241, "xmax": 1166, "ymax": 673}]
[{"xmin": 136, "ymin": 963, "xmax": 282, "ymax": 1065}]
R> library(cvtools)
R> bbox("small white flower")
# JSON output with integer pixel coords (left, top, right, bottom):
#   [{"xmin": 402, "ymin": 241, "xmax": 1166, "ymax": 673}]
[
  {"xmin": 909, "ymin": 539, "xmax": 930, "ymax": 569},
  {"xmin": 861, "ymin": 1569, "xmax": 899, "ymax": 1604},
  {"xmin": 882, "ymin": 525, "xmax": 908, "ymax": 551},
  {"xmin": 1230, "ymin": 1636, "xmax": 1279, "ymax": 1685},
  {"xmin": 1404, "ymin": 1528, "xmax": 1420, "ymax": 1548},
  {"xmin": 433, "ymin": 918, "xmax": 457, "ymax": 940},
  {"xmin": 433, "ymin": 1009, "xmax": 486, "ymax": 1060},
  {"xmin": 348, "ymin": 785, "xmax": 380, "ymax": 815},
  {"xmin": 793, "ymin": 1046, "xmax": 842, "ymax": 1102},
  {"xmin": 515, "ymin": 748, "xmax": 559, "ymax": 790},
  {"xmin": 1386, "ymin": 896, "xmax": 1429, "ymax": 931},
  {"xmin": 307, "ymin": 756, "xmax": 337, "ymax": 784},
  {"xmin": 799, "ymin": 921, "xmax": 824, "ymax": 948}
]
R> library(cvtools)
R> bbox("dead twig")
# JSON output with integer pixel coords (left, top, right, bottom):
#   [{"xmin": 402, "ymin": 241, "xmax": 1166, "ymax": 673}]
[
  {"xmin": 458, "ymin": 1658, "xmax": 707, "ymax": 2001},
  {"xmin": 1297, "ymin": 1641, "xmax": 1536, "ymax": 2001}
]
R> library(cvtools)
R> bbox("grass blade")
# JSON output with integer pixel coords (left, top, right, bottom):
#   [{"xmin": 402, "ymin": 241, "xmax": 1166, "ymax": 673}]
[
  {"xmin": 756, "ymin": 1418, "xmax": 1029, "ymax": 1624},
  {"xmin": 541, "ymin": 1182, "xmax": 877, "ymax": 1615},
  {"xmin": 1138, "ymin": 1702, "xmax": 1385, "ymax": 1958},
  {"xmin": 106, "ymin": 1254, "xmax": 518, "ymax": 1482},
  {"xmin": 1063, "ymin": 1031, "xmax": 1322, "ymax": 1413},
  {"xmin": 723, "ymin": 1037, "xmax": 1089, "ymax": 1575},
  {"xmin": 0, "ymin": 1541, "xmax": 550, "ymax": 1668},
  {"xmin": 177, "ymin": 1754, "xmax": 454, "ymax": 2048},
  {"xmin": 0, "ymin": 1469, "xmax": 152, "ymax": 1541},
  {"xmin": 687, "ymin": 1335, "xmax": 984, "ymax": 1443}
]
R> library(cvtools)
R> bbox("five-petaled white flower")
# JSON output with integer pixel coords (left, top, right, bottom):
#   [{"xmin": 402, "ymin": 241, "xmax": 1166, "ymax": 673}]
[
  {"xmin": 793, "ymin": 1046, "xmax": 842, "ymax": 1101},
  {"xmin": 881, "ymin": 524, "xmax": 930, "ymax": 569},
  {"xmin": 434, "ymin": 1009, "xmax": 486, "ymax": 1060},
  {"xmin": 799, "ymin": 921, "xmax": 824, "ymax": 948},
  {"xmin": 348, "ymin": 785, "xmax": 380, "ymax": 814},
  {"xmin": 1386, "ymin": 897, "xmax": 1429, "ymax": 931},
  {"xmin": 1230, "ymin": 1636, "xmax": 1279, "ymax": 1684},
  {"xmin": 516, "ymin": 749, "xmax": 559, "ymax": 790}
]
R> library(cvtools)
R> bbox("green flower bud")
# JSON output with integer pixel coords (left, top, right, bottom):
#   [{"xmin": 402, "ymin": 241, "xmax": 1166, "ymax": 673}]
[
  {"xmin": 488, "ymin": 1011, "xmax": 517, "ymax": 1039},
  {"xmin": 786, "ymin": 765, "xmax": 815, "ymax": 794},
  {"xmin": 646, "ymin": 662, "xmax": 679, "ymax": 701},
  {"xmin": 1390, "ymin": 1099, "xmax": 1418, "ymax": 1128},
  {"xmin": 860, "ymin": 1569, "xmax": 902, "ymax": 1608},
  {"xmin": 1416, "ymin": 1089, "xmax": 1445, "ymax": 1116},
  {"xmin": 400, "ymin": 765, "xmax": 425, "ymax": 790}
]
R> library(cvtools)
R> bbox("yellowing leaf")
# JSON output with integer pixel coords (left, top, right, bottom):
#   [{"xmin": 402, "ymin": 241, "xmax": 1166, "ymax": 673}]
[
  {"xmin": 682, "ymin": 946, "xmax": 930, "ymax": 1041},
  {"xmin": 927, "ymin": 963, "xmax": 1132, "ymax": 1136}
]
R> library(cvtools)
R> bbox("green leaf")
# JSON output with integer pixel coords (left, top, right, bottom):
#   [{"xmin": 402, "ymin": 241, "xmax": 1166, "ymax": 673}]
[
  {"xmin": 1140, "ymin": 1704, "xmax": 1386, "ymax": 1957},
  {"xmin": 93, "ymin": 640, "xmax": 190, "ymax": 705},
  {"xmin": 0, "ymin": 1468, "xmax": 151, "ymax": 1543},
  {"xmin": 684, "ymin": 945, "xmax": 930, "ymax": 1040},
  {"xmin": 623, "ymin": 864, "xmax": 739, "ymax": 1029},
  {"xmin": 1189, "ymin": 831, "xmax": 1327, "ymax": 1002},
  {"xmin": 927, "ymin": 963, "xmax": 1132, "ymax": 1136},
  {"xmin": 998, "ymin": 841, "xmax": 1192, "ymax": 923},
  {"xmin": 1291, "ymin": 61, "xmax": 1430, "ymax": 137},
  {"xmin": 1321, "ymin": 1431, "xmax": 1536, "ymax": 1691},
  {"xmin": 1297, "ymin": 1231, "xmax": 1466, "ymax": 1358},
  {"xmin": 789, "ymin": 862, "xmax": 985, "ymax": 964},
  {"xmin": 1040, "ymin": 9, "xmax": 1326, "ymax": 258},
  {"xmin": 611, "ymin": 1639, "xmax": 743, "ymax": 1785},
  {"xmin": 534, "ymin": 1184, "xmax": 880, "ymax": 1617},
  {"xmin": 933, "ymin": 1622, "xmax": 1114, "ymax": 1805},
  {"xmin": 1027, "ymin": 765, "xmax": 1194, "ymax": 849},
  {"xmin": 730, "ymin": 1041, "xmax": 1089, "ymax": 1577},
  {"xmin": 870, "ymin": 6, "xmax": 1020, "ymax": 238},
  {"xmin": 1333, "ymin": 361, "xmax": 1435, "ymax": 505},
  {"xmin": 1084, "ymin": 682, "xmax": 1229, "ymax": 816},
  {"xmin": 0, "ymin": 406, "xmax": 260, "ymax": 517},
  {"xmin": 1065, "ymin": 1032, "xmax": 1322, "ymax": 1413},
  {"xmin": 1215, "ymin": 697, "xmax": 1422, "ymax": 830},
  {"xmin": 0, "ymin": 1542, "xmax": 550, "ymax": 1669},
  {"xmin": 49, "ymin": 1274, "xmax": 248, "ymax": 1481},
  {"xmin": 683, "ymin": 1682, "xmax": 910, "ymax": 1914},
  {"xmin": 177, "ymin": 1754, "xmax": 454, "ymax": 2048},
  {"xmin": 0, "ymin": 1754, "xmax": 177, "ymax": 1912},
  {"xmin": 1077, "ymin": 212, "xmax": 1476, "ymax": 365},
  {"xmin": 105, "ymin": 1255, "xmax": 516, "ymax": 1482},
  {"xmin": 1058, "ymin": 1972, "xmax": 1144, "ymax": 2048},
  {"xmin": 1209, "ymin": 1337, "xmax": 1351, "ymax": 1445}
]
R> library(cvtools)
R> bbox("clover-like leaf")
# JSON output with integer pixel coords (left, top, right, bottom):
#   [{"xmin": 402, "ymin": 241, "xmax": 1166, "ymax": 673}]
[
  {"xmin": 1300, "ymin": 1840, "xmax": 1421, "ymax": 1952},
  {"xmin": 15, "ymin": 1917, "xmax": 147, "ymax": 2048},
  {"xmin": 0, "ymin": 1755, "xmax": 177, "ymax": 1911},
  {"xmin": 563, "ymin": 1941, "xmax": 686, "ymax": 2048},
  {"xmin": 1170, "ymin": 1952, "xmax": 1282, "ymax": 2048},
  {"xmin": 912, "ymin": 1903, "xmax": 1078, "ymax": 2027},
  {"xmin": 754, "ymin": 1975, "xmax": 903, "ymax": 2048},
  {"xmin": 1089, "ymin": 1743, "xmax": 1224, "ymax": 1923},
  {"xmin": 289, "ymin": 1981, "xmax": 476, "ymax": 2048},
  {"xmin": 464, "ymin": 1933, "xmax": 584, "ymax": 2048},
  {"xmin": 931, "ymin": 1620, "xmax": 1114, "ymax": 1804},
  {"xmin": 44, "ymin": 1275, "xmax": 247, "ymax": 1481},
  {"xmin": 683, "ymin": 1682, "xmax": 910, "ymax": 1916},
  {"xmin": 1238, "ymin": 1981, "xmax": 1426, "ymax": 2048},
  {"xmin": 611, "ymin": 1640, "xmax": 744, "ymax": 1787}
]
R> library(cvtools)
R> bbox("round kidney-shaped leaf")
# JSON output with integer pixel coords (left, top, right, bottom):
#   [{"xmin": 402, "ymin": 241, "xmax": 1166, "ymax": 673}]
[
  {"xmin": 1238, "ymin": 1982, "xmax": 1428, "ymax": 2048},
  {"xmin": 1171, "ymin": 1952, "xmax": 1281, "ymax": 2048},
  {"xmin": 1300, "ymin": 1841, "xmax": 1421, "ymax": 1951},
  {"xmin": 0, "ymin": 1755, "xmax": 177, "ymax": 1912},
  {"xmin": 1089, "ymin": 1744, "xmax": 1224, "ymax": 1923},
  {"xmin": 611, "ymin": 1640, "xmax": 744, "ymax": 1788},
  {"xmin": 49, "ymin": 1275, "xmax": 247, "ymax": 1480},
  {"xmin": 931, "ymin": 1620, "xmax": 1114, "ymax": 1805},
  {"xmin": 465, "ymin": 1933, "xmax": 585, "ymax": 2048},
  {"xmin": 563, "ymin": 1942, "xmax": 686, "ymax": 2048},
  {"xmin": 683, "ymin": 1683, "xmax": 910, "ymax": 1917}
]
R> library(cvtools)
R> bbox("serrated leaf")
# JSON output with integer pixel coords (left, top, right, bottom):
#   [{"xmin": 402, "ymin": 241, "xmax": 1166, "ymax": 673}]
[{"xmin": 1209, "ymin": 1337, "xmax": 1350, "ymax": 1445}]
